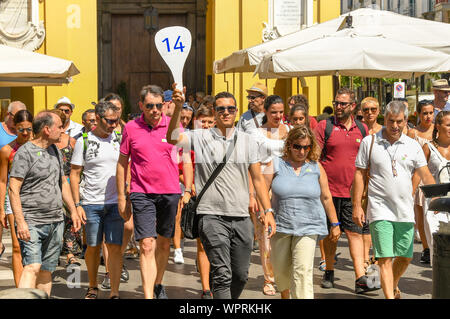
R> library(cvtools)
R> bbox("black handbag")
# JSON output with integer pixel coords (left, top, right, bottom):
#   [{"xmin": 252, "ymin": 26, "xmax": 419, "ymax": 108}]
[{"xmin": 181, "ymin": 133, "xmax": 238, "ymax": 239}]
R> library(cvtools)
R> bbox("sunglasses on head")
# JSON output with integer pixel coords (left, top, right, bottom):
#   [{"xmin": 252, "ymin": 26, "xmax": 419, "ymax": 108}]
[
  {"xmin": 145, "ymin": 103, "xmax": 163, "ymax": 110},
  {"xmin": 291, "ymin": 143, "xmax": 311, "ymax": 151},
  {"xmin": 215, "ymin": 106, "xmax": 237, "ymax": 114},
  {"xmin": 17, "ymin": 127, "xmax": 32, "ymax": 133},
  {"xmin": 102, "ymin": 117, "xmax": 119, "ymax": 125}
]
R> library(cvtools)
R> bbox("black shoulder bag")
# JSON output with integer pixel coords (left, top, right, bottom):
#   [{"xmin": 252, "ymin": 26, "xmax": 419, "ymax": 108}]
[{"xmin": 181, "ymin": 133, "xmax": 238, "ymax": 239}]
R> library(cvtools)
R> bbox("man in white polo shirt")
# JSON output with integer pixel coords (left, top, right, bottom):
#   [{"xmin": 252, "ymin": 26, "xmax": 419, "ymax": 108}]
[{"xmin": 352, "ymin": 100, "xmax": 436, "ymax": 299}]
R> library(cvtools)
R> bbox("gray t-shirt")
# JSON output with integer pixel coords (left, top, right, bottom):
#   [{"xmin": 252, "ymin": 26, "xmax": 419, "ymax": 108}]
[
  {"xmin": 9, "ymin": 142, "xmax": 64, "ymax": 225},
  {"xmin": 185, "ymin": 128, "xmax": 260, "ymax": 217},
  {"xmin": 236, "ymin": 109, "xmax": 265, "ymax": 133}
]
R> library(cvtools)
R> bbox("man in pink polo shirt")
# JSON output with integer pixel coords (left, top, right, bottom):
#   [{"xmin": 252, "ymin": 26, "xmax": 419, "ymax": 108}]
[
  {"xmin": 116, "ymin": 85, "xmax": 193, "ymax": 299},
  {"xmin": 314, "ymin": 88, "xmax": 379, "ymax": 295}
]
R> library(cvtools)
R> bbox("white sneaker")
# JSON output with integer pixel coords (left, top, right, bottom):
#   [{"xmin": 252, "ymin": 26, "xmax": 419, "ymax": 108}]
[{"xmin": 174, "ymin": 248, "xmax": 184, "ymax": 264}]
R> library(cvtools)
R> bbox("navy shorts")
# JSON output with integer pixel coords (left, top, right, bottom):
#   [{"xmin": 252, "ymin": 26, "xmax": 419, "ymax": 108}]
[
  {"xmin": 130, "ymin": 193, "xmax": 180, "ymax": 241},
  {"xmin": 327, "ymin": 197, "xmax": 370, "ymax": 235}
]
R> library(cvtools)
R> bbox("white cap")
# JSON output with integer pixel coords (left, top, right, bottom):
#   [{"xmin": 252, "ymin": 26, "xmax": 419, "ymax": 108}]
[{"xmin": 54, "ymin": 96, "xmax": 75, "ymax": 110}]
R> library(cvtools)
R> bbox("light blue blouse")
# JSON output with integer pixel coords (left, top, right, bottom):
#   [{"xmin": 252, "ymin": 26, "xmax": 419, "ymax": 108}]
[{"xmin": 271, "ymin": 156, "xmax": 328, "ymax": 238}]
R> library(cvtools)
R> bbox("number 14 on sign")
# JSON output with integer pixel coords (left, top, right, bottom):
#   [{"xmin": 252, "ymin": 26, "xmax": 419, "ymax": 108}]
[{"xmin": 162, "ymin": 36, "xmax": 185, "ymax": 53}]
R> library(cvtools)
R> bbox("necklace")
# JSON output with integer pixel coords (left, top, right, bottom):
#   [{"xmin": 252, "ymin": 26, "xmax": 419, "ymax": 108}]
[{"xmin": 385, "ymin": 142, "xmax": 400, "ymax": 177}]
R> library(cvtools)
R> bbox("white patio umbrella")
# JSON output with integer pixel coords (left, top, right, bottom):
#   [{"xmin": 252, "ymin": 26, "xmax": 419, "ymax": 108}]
[
  {"xmin": 254, "ymin": 30, "xmax": 450, "ymax": 79},
  {"xmin": 213, "ymin": 7, "xmax": 450, "ymax": 74},
  {"xmin": 0, "ymin": 44, "xmax": 80, "ymax": 87}
]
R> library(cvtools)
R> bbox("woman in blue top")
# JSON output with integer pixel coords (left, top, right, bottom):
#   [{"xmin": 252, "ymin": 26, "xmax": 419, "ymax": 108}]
[{"xmin": 263, "ymin": 125, "xmax": 341, "ymax": 299}]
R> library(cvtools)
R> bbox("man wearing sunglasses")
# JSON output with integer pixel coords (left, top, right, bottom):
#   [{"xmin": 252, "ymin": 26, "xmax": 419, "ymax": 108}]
[
  {"xmin": 431, "ymin": 79, "xmax": 450, "ymax": 119},
  {"xmin": 236, "ymin": 82, "xmax": 268, "ymax": 133},
  {"xmin": 167, "ymin": 87, "xmax": 276, "ymax": 299},
  {"xmin": 54, "ymin": 97, "xmax": 84, "ymax": 139},
  {"xmin": 70, "ymin": 101, "xmax": 123, "ymax": 299},
  {"xmin": 314, "ymin": 88, "xmax": 376, "ymax": 294},
  {"xmin": 116, "ymin": 84, "xmax": 193, "ymax": 299}
]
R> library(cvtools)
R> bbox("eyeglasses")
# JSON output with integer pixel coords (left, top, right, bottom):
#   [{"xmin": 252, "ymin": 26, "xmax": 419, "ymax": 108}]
[
  {"xmin": 362, "ymin": 107, "xmax": 378, "ymax": 113},
  {"xmin": 332, "ymin": 101, "xmax": 353, "ymax": 108},
  {"xmin": 17, "ymin": 128, "xmax": 32, "ymax": 133},
  {"xmin": 145, "ymin": 103, "xmax": 163, "ymax": 110},
  {"xmin": 246, "ymin": 95, "xmax": 263, "ymax": 101},
  {"xmin": 102, "ymin": 117, "xmax": 119, "ymax": 125},
  {"xmin": 291, "ymin": 143, "xmax": 311, "ymax": 151},
  {"xmin": 215, "ymin": 106, "xmax": 237, "ymax": 114},
  {"xmin": 59, "ymin": 108, "xmax": 71, "ymax": 114}
]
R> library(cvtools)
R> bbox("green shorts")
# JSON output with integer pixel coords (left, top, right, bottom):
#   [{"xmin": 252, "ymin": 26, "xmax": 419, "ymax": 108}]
[{"xmin": 369, "ymin": 220, "xmax": 415, "ymax": 259}]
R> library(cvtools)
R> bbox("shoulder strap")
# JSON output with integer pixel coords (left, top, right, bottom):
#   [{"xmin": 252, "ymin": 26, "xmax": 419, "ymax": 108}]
[
  {"xmin": 82, "ymin": 132, "xmax": 89, "ymax": 161},
  {"xmin": 194, "ymin": 132, "xmax": 238, "ymax": 207},
  {"xmin": 321, "ymin": 117, "xmax": 334, "ymax": 160},
  {"xmin": 355, "ymin": 119, "xmax": 367, "ymax": 138},
  {"xmin": 250, "ymin": 110, "xmax": 260, "ymax": 129},
  {"xmin": 51, "ymin": 144, "xmax": 63, "ymax": 190}
]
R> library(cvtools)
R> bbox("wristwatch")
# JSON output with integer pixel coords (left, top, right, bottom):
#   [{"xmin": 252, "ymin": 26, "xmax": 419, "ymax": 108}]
[
  {"xmin": 184, "ymin": 188, "xmax": 192, "ymax": 194},
  {"xmin": 75, "ymin": 202, "xmax": 81, "ymax": 208}
]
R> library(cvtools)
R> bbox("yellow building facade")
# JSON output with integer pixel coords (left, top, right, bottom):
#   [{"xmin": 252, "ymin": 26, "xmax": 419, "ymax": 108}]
[
  {"xmin": 9, "ymin": 0, "xmax": 98, "ymax": 123},
  {"xmin": 206, "ymin": 0, "xmax": 341, "ymax": 116},
  {"xmin": 4, "ymin": 0, "xmax": 340, "ymax": 120}
]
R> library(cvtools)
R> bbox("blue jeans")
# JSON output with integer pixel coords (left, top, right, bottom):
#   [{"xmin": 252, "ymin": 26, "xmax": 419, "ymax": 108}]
[
  {"xmin": 83, "ymin": 204, "xmax": 124, "ymax": 247},
  {"xmin": 19, "ymin": 221, "xmax": 64, "ymax": 272}
]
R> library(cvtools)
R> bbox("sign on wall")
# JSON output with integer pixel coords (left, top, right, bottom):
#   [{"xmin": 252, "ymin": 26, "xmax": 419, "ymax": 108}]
[{"xmin": 263, "ymin": 0, "xmax": 312, "ymax": 42}]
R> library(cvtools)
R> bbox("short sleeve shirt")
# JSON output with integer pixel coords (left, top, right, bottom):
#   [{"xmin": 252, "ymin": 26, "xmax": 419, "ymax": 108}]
[
  {"xmin": 9, "ymin": 142, "xmax": 64, "ymax": 225},
  {"xmin": 120, "ymin": 113, "xmax": 181, "ymax": 195},
  {"xmin": 314, "ymin": 117, "xmax": 368, "ymax": 198},
  {"xmin": 236, "ymin": 110, "xmax": 265, "ymax": 133},
  {"xmin": 71, "ymin": 132, "xmax": 121, "ymax": 205},
  {"xmin": 184, "ymin": 128, "xmax": 260, "ymax": 217},
  {"xmin": 355, "ymin": 131, "xmax": 427, "ymax": 223}
]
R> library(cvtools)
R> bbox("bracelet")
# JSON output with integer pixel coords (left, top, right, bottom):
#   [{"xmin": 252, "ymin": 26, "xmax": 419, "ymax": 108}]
[
  {"xmin": 331, "ymin": 222, "xmax": 341, "ymax": 227},
  {"xmin": 184, "ymin": 189, "xmax": 192, "ymax": 194},
  {"xmin": 264, "ymin": 208, "xmax": 274, "ymax": 214}
]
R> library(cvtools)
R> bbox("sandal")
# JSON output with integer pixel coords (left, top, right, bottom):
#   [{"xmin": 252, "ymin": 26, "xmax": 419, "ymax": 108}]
[
  {"xmin": 263, "ymin": 282, "xmax": 276, "ymax": 296},
  {"xmin": 85, "ymin": 287, "xmax": 99, "ymax": 299},
  {"xmin": 110, "ymin": 295, "xmax": 120, "ymax": 299},
  {"xmin": 67, "ymin": 256, "xmax": 81, "ymax": 267},
  {"xmin": 0, "ymin": 243, "xmax": 5, "ymax": 258}
]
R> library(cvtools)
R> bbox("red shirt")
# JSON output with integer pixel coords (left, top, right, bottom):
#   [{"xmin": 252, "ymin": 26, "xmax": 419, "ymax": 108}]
[
  {"xmin": 314, "ymin": 117, "xmax": 368, "ymax": 198},
  {"xmin": 309, "ymin": 116, "xmax": 318, "ymax": 130}
]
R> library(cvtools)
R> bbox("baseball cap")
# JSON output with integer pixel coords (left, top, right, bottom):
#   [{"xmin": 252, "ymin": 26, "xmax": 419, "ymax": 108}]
[
  {"xmin": 246, "ymin": 82, "xmax": 268, "ymax": 97},
  {"xmin": 54, "ymin": 96, "xmax": 75, "ymax": 110},
  {"xmin": 432, "ymin": 79, "xmax": 450, "ymax": 91},
  {"xmin": 164, "ymin": 90, "xmax": 173, "ymax": 102}
]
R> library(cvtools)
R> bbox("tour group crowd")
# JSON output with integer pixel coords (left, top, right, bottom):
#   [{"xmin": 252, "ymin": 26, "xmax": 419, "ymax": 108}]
[{"xmin": 0, "ymin": 79, "xmax": 449, "ymax": 300}]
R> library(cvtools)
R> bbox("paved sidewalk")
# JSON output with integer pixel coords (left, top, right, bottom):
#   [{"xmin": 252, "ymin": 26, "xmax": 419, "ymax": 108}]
[{"xmin": 0, "ymin": 229, "xmax": 432, "ymax": 299}]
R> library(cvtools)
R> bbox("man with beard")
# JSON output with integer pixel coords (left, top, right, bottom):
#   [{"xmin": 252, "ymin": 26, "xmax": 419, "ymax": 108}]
[
  {"xmin": 236, "ymin": 83, "xmax": 268, "ymax": 133},
  {"xmin": 314, "ymin": 88, "xmax": 378, "ymax": 294}
]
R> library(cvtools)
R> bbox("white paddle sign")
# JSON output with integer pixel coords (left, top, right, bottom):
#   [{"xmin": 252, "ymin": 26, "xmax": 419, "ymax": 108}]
[{"xmin": 155, "ymin": 26, "xmax": 192, "ymax": 92}]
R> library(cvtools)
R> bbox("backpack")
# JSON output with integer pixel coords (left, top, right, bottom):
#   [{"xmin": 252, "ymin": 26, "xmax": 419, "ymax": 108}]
[
  {"xmin": 82, "ymin": 131, "xmax": 122, "ymax": 161},
  {"xmin": 321, "ymin": 117, "xmax": 366, "ymax": 160}
]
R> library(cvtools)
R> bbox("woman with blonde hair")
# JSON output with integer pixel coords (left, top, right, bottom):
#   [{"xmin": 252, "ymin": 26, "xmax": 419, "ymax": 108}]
[
  {"xmin": 361, "ymin": 97, "xmax": 382, "ymax": 134},
  {"xmin": 264, "ymin": 125, "xmax": 341, "ymax": 299}
]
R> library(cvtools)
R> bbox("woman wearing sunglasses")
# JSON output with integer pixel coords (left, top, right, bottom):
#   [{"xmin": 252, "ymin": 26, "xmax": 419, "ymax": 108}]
[
  {"xmin": 361, "ymin": 97, "xmax": 382, "ymax": 135},
  {"xmin": 0, "ymin": 110, "xmax": 33, "ymax": 286},
  {"xmin": 408, "ymin": 100, "xmax": 435, "ymax": 264},
  {"xmin": 250, "ymin": 95, "xmax": 290, "ymax": 296},
  {"xmin": 263, "ymin": 125, "xmax": 340, "ymax": 299}
]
